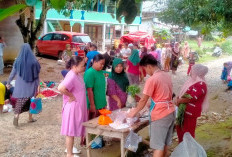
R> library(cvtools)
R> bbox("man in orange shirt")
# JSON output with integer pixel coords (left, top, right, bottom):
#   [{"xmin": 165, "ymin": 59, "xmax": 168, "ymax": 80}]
[{"xmin": 128, "ymin": 54, "xmax": 175, "ymax": 157}]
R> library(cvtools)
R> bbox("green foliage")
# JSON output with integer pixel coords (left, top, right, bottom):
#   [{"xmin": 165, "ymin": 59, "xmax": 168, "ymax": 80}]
[
  {"xmin": 50, "ymin": 0, "xmax": 66, "ymax": 11},
  {"xmin": 158, "ymin": 0, "xmax": 232, "ymax": 37},
  {"xmin": 115, "ymin": 0, "xmax": 140, "ymax": 24},
  {"xmin": 126, "ymin": 85, "xmax": 140, "ymax": 98},
  {"xmin": 221, "ymin": 39, "xmax": 232, "ymax": 55},
  {"xmin": 176, "ymin": 94, "xmax": 192, "ymax": 127},
  {"xmin": 153, "ymin": 28, "xmax": 172, "ymax": 43},
  {"xmin": 0, "ymin": 4, "xmax": 27, "ymax": 21},
  {"xmin": 195, "ymin": 48, "xmax": 205, "ymax": 56}
]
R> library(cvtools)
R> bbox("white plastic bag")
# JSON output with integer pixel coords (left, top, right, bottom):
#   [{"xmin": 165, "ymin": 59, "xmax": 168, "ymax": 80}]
[
  {"xmin": 124, "ymin": 130, "xmax": 142, "ymax": 152},
  {"xmin": 171, "ymin": 132, "xmax": 207, "ymax": 157}
]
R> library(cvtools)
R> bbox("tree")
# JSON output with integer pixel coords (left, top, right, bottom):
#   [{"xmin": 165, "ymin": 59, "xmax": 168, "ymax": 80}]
[
  {"xmin": 0, "ymin": 0, "xmax": 143, "ymax": 50},
  {"xmin": 14, "ymin": 0, "xmax": 95, "ymax": 50},
  {"xmin": 157, "ymin": 0, "xmax": 232, "ymax": 36}
]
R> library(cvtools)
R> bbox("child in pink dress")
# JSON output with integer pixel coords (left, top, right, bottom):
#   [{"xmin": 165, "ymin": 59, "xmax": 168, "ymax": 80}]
[{"xmin": 58, "ymin": 56, "xmax": 88, "ymax": 157}]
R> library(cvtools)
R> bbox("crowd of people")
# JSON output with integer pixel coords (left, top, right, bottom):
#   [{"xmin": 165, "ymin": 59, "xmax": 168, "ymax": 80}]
[{"xmin": 0, "ymin": 40, "xmax": 210, "ymax": 157}]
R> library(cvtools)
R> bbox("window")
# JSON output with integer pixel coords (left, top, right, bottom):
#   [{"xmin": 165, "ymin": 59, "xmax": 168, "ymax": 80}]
[
  {"xmin": 52, "ymin": 34, "xmax": 62, "ymax": 40},
  {"xmin": 62, "ymin": 34, "xmax": 69, "ymax": 41},
  {"xmin": 72, "ymin": 36, "xmax": 91, "ymax": 43},
  {"xmin": 105, "ymin": 27, "xmax": 114, "ymax": 39},
  {"xmin": 42, "ymin": 34, "xmax": 53, "ymax": 41},
  {"xmin": 85, "ymin": 25, "xmax": 97, "ymax": 41}
]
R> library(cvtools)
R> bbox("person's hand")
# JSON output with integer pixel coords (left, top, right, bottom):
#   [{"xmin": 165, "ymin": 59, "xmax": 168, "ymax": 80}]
[
  {"xmin": 117, "ymin": 101, "xmax": 122, "ymax": 109},
  {"xmin": 90, "ymin": 104, "xmax": 96, "ymax": 113},
  {"xmin": 69, "ymin": 95, "xmax": 76, "ymax": 102},
  {"xmin": 127, "ymin": 108, "xmax": 138, "ymax": 118},
  {"xmin": 6, "ymin": 84, "xmax": 11, "ymax": 90},
  {"xmin": 173, "ymin": 97, "xmax": 179, "ymax": 106}
]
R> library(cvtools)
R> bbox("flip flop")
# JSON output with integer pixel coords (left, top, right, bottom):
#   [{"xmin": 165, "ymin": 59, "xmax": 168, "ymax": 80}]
[
  {"xmin": 28, "ymin": 119, "xmax": 37, "ymax": 123},
  {"xmin": 64, "ymin": 147, "xmax": 81, "ymax": 154}
]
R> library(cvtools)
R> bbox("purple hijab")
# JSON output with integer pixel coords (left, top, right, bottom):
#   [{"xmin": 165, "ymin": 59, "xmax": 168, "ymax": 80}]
[{"xmin": 14, "ymin": 43, "xmax": 40, "ymax": 82}]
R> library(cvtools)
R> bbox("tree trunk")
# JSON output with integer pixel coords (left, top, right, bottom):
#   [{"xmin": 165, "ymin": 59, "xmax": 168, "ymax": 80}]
[{"xmin": 15, "ymin": 0, "xmax": 49, "ymax": 52}]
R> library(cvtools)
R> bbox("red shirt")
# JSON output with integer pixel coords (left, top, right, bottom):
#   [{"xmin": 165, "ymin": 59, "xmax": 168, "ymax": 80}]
[
  {"xmin": 127, "ymin": 60, "xmax": 140, "ymax": 75},
  {"xmin": 185, "ymin": 81, "xmax": 207, "ymax": 118}
]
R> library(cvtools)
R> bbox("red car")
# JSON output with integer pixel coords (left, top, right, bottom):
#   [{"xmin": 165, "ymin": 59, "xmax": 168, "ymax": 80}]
[{"xmin": 36, "ymin": 31, "xmax": 91, "ymax": 59}]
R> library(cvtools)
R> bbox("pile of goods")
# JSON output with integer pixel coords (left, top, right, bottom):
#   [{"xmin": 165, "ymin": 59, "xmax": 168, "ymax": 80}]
[{"xmin": 37, "ymin": 89, "xmax": 59, "ymax": 99}]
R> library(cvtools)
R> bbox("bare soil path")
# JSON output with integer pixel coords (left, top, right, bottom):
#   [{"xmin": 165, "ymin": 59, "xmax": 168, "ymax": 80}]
[{"xmin": 0, "ymin": 56, "xmax": 232, "ymax": 157}]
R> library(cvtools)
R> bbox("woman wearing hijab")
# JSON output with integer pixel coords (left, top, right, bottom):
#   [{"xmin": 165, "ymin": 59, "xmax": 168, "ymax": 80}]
[
  {"xmin": 107, "ymin": 58, "xmax": 129, "ymax": 111},
  {"xmin": 7, "ymin": 43, "xmax": 41, "ymax": 127},
  {"xmin": 170, "ymin": 42, "xmax": 181, "ymax": 75},
  {"xmin": 175, "ymin": 64, "xmax": 209, "ymax": 142},
  {"xmin": 126, "ymin": 44, "xmax": 141, "ymax": 85}
]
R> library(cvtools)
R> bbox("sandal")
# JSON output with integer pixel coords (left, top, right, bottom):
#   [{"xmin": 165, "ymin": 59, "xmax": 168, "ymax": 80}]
[
  {"xmin": 13, "ymin": 117, "xmax": 19, "ymax": 127},
  {"xmin": 28, "ymin": 119, "xmax": 37, "ymax": 123},
  {"xmin": 65, "ymin": 147, "xmax": 81, "ymax": 154}
]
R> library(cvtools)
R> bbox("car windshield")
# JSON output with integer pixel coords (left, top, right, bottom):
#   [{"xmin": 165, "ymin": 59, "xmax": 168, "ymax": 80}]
[{"xmin": 72, "ymin": 35, "xmax": 91, "ymax": 43}]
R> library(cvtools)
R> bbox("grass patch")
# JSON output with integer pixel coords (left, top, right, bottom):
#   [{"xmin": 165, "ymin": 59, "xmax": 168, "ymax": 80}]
[
  {"xmin": 186, "ymin": 39, "xmax": 216, "ymax": 52},
  {"xmin": 196, "ymin": 117, "xmax": 232, "ymax": 157},
  {"xmin": 197, "ymin": 54, "xmax": 218, "ymax": 63}
]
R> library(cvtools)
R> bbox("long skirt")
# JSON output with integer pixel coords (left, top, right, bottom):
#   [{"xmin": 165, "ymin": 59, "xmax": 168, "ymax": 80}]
[
  {"xmin": 170, "ymin": 55, "xmax": 179, "ymax": 71},
  {"xmin": 176, "ymin": 116, "xmax": 197, "ymax": 143},
  {"xmin": 14, "ymin": 98, "xmax": 31, "ymax": 114}
]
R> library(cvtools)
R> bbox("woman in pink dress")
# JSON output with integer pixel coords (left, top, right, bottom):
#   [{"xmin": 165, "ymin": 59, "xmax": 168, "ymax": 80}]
[{"xmin": 58, "ymin": 56, "xmax": 88, "ymax": 157}]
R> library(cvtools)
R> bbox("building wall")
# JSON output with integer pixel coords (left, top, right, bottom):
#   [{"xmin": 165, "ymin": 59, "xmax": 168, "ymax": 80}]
[
  {"xmin": 0, "ymin": 0, "xmax": 24, "ymax": 63},
  {"xmin": 139, "ymin": 20, "xmax": 154, "ymax": 36}
]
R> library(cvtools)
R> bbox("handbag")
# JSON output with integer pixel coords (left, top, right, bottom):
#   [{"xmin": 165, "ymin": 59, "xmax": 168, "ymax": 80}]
[{"xmin": 29, "ymin": 97, "xmax": 42, "ymax": 114}]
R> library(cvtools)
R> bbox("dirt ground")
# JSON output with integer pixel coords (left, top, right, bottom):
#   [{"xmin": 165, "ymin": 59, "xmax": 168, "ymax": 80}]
[{"xmin": 0, "ymin": 55, "xmax": 232, "ymax": 157}]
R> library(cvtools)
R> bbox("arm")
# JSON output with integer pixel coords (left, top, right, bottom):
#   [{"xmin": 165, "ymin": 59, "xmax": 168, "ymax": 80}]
[
  {"xmin": 127, "ymin": 94, "xmax": 150, "ymax": 117},
  {"xmin": 58, "ymin": 84, "xmax": 75, "ymax": 102},
  {"xmin": 7, "ymin": 66, "xmax": 17, "ymax": 85},
  {"xmin": 111, "ymin": 95, "xmax": 122, "ymax": 108},
  {"xmin": 87, "ymin": 88, "xmax": 96, "ymax": 112}
]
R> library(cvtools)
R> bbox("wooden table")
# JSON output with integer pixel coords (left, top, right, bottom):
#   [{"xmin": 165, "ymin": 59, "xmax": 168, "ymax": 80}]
[{"xmin": 83, "ymin": 113, "xmax": 149, "ymax": 157}]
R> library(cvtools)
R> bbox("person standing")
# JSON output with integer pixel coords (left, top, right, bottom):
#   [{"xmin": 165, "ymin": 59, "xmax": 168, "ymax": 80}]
[
  {"xmin": 126, "ymin": 44, "xmax": 141, "ymax": 85},
  {"xmin": 164, "ymin": 43, "xmax": 172, "ymax": 72},
  {"xmin": 85, "ymin": 44, "xmax": 99, "ymax": 71},
  {"xmin": 84, "ymin": 42, "xmax": 92, "ymax": 56},
  {"xmin": 58, "ymin": 56, "xmax": 88, "ymax": 157},
  {"xmin": 128, "ymin": 54, "xmax": 175, "ymax": 157},
  {"xmin": 7, "ymin": 43, "xmax": 40, "ymax": 126},
  {"xmin": 197, "ymin": 36, "xmax": 202, "ymax": 48},
  {"xmin": 187, "ymin": 51, "xmax": 196, "ymax": 75},
  {"xmin": 0, "ymin": 36, "xmax": 6, "ymax": 75},
  {"xmin": 149, "ymin": 45, "xmax": 158, "ymax": 60},
  {"xmin": 84, "ymin": 54, "xmax": 106, "ymax": 120},
  {"xmin": 183, "ymin": 41, "xmax": 190, "ymax": 60},
  {"xmin": 175, "ymin": 64, "xmax": 208, "ymax": 142},
  {"xmin": 121, "ymin": 43, "xmax": 131, "ymax": 59},
  {"xmin": 107, "ymin": 58, "xmax": 129, "ymax": 111},
  {"xmin": 170, "ymin": 42, "xmax": 180, "ymax": 75}
]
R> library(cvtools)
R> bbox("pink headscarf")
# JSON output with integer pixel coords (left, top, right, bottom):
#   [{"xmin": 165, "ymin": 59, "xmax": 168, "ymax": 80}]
[{"xmin": 179, "ymin": 64, "xmax": 209, "ymax": 112}]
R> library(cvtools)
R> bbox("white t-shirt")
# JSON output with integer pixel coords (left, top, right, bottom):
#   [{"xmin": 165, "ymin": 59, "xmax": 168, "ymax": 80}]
[{"xmin": 121, "ymin": 48, "xmax": 131, "ymax": 57}]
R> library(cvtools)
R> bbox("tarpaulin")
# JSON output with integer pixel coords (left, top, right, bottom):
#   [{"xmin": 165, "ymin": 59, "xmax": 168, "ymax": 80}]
[{"xmin": 120, "ymin": 31, "xmax": 156, "ymax": 49}]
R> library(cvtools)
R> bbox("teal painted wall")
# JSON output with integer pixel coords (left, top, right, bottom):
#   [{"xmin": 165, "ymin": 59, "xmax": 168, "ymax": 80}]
[{"xmin": 35, "ymin": 2, "xmax": 141, "ymax": 25}]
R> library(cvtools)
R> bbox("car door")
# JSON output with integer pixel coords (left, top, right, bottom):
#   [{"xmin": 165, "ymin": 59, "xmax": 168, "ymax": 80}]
[
  {"xmin": 39, "ymin": 33, "xmax": 53, "ymax": 55},
  {"xmin": 51, "ymin": 33, "xmax": 63, "ymax": 56}
]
